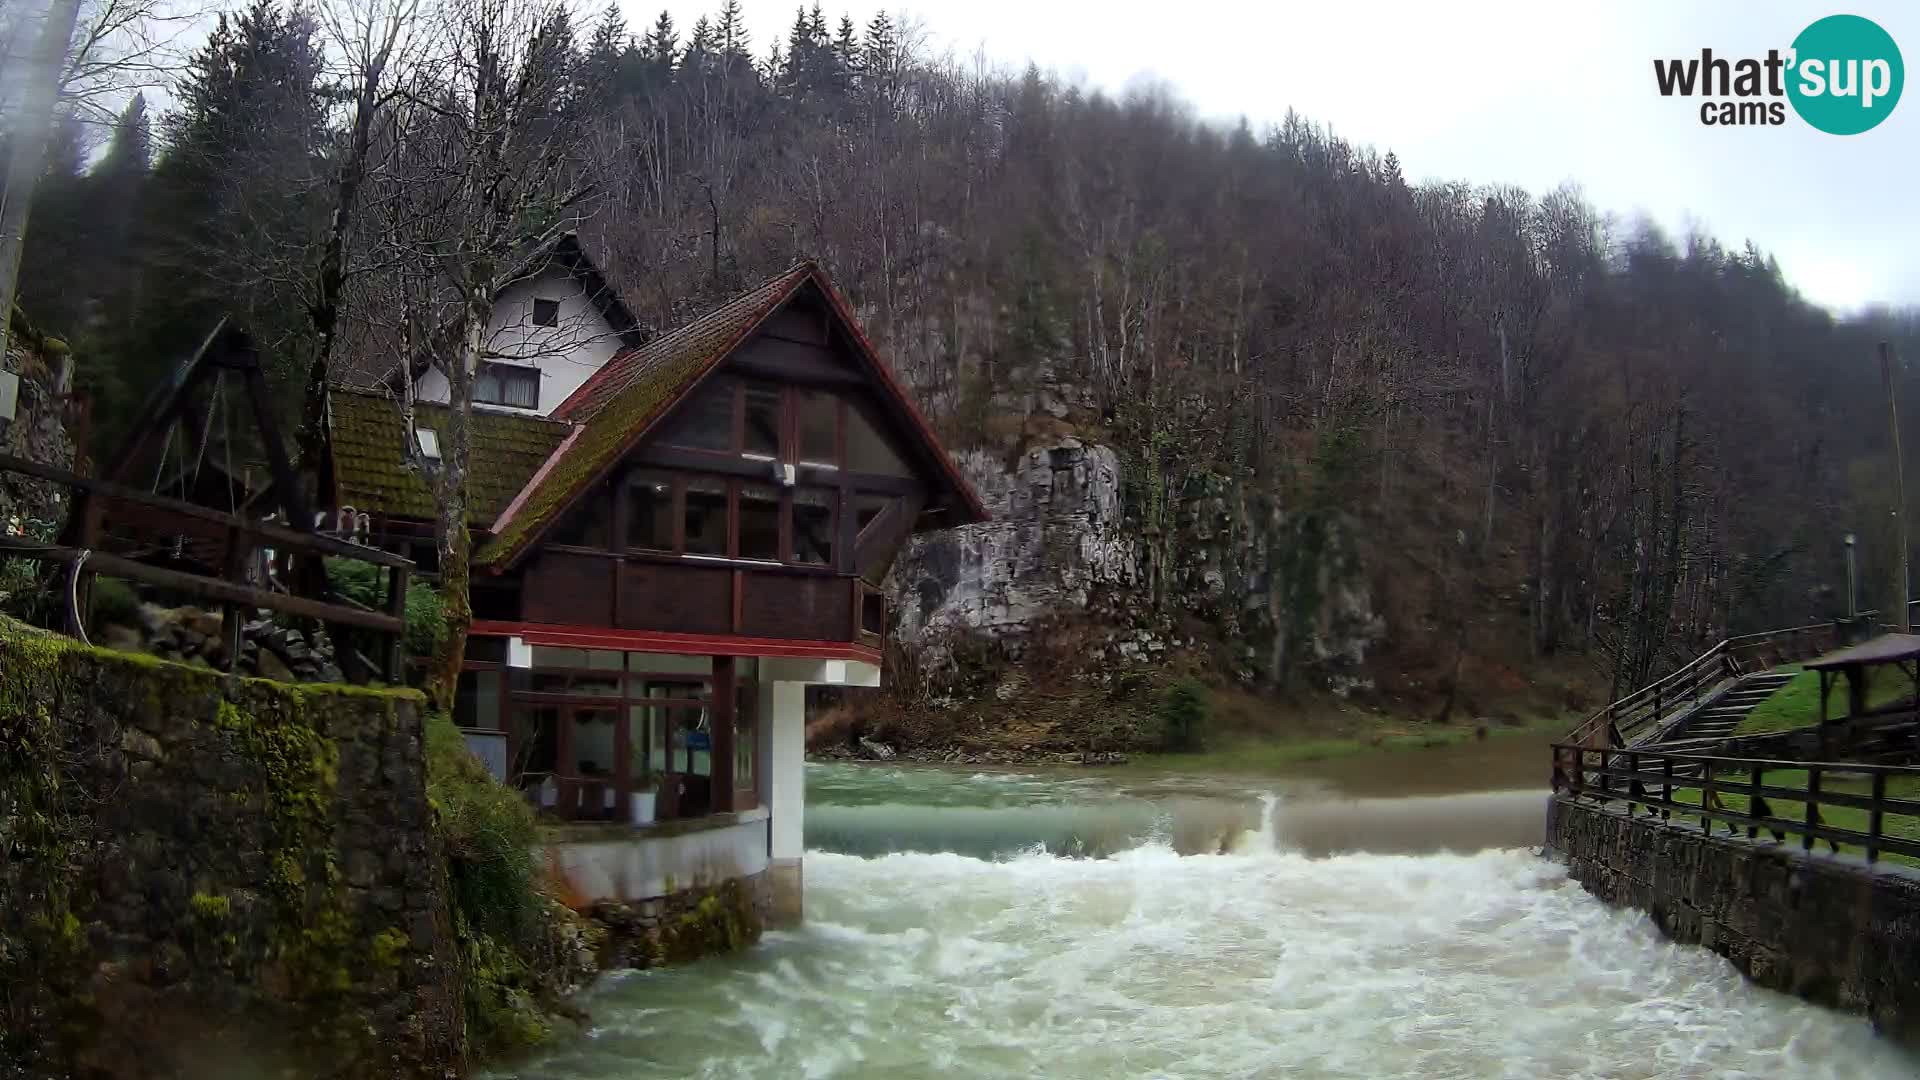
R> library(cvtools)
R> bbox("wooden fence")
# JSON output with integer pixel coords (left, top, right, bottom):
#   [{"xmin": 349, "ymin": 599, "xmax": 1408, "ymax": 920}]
[
  {"xmin": 1551, "ymin": 742, "xmax": 1920, "ymax": 864},
  {"xmin": 0, "ymin": 451, "xmax": 412, "ymax": 680}
]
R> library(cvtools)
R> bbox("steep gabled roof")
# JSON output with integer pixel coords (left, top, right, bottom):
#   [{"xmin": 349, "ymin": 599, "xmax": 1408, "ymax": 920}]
[
  {"xmin": 549, "ymin": 264, "xmax": 809, "ymax": 422},
  {"xmin": 478, "ymin": 261, "xmax": 987, "ymax": 569},
  {"xmin": 328, "ymin": 388, "xmax": 572, "ymax": 523}
]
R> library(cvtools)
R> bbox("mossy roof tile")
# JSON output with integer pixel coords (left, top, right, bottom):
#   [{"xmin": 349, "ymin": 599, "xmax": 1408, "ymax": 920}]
[{"xmin": 328, "ymin": 389, "xmax": 571, "ymax": 524}]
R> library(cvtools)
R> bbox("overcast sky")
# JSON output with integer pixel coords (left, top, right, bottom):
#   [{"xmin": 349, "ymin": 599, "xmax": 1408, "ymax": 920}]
[{"xmin": 629, "ymin": 0, "xmax": 1919, "ymax": 313}]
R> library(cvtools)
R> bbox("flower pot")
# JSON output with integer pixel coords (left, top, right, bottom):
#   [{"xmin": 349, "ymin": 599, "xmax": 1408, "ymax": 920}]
[{"xmin": 630, "ymin": 789, "xmax": 657, "ymax": 826}]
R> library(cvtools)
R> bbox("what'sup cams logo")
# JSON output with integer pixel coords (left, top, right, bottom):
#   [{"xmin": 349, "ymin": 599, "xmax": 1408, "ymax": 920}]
[{"xmin": 1654, "ymin": 14, "xmax": 1904, "ymax": 134}]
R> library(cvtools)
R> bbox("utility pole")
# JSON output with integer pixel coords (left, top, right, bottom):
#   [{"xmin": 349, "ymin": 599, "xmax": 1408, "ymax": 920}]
[
  {"xmin": 0, "ymin": 0, "xmax": 86, "ymax": 379},
  {"xmin": 1882, "ymin": 341, "xmax": 1911, "ymax": 633}
]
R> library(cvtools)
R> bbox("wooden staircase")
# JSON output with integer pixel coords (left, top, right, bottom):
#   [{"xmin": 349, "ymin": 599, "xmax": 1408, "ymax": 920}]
[
  {"xmin": 1565, "ymin": 624, "xmax": 1838, "ymax": 750},
  {"xmin": 1654, "ymin": 669, "xmax": 1799, "ymax": 743}
]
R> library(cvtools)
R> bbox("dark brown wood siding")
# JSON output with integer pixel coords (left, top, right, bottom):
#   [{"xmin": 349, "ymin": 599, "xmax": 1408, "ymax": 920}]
[
  {"xmin": 740, "ymin": 573, "xmax": 852, "ymax": 640},
  {"xmin": 617, "ymin": 561, "xmax": 734, "ymax": 636},
  {"xmin": 520, "ymin": 550, "xmax": 616, "ymax": 626}
]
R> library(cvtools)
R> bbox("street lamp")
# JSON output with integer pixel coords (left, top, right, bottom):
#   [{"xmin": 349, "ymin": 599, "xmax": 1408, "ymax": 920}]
[{"xmin": 1845, "ymin": 533, "xmax": 1858, "ymax": 620}]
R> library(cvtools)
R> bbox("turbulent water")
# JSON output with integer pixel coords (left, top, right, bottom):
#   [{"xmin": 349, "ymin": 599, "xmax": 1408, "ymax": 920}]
[{"xmin": 495, "ymin": 760, "xmax": 1919, "ymax": 1080}]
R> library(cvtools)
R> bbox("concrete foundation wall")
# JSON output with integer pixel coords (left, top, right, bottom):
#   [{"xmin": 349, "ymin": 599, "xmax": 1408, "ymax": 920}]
[
  {"xmin": 544, "ymin": 808, "xmax": 770, "ymax": 902},
  {"xmin": 1547, "ymin": 795, "xmax": 1920, "ymax": 1044}
]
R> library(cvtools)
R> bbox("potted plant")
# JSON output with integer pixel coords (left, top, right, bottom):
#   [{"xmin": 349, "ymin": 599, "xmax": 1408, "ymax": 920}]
[{"xmin": 630, "ymin": 769, "xmax": 658, "ymax": 826}]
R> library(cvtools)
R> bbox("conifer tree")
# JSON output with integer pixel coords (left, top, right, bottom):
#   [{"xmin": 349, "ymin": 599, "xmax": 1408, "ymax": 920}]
[
  {"xmin": 781, "ymin": 5, "xmax": 812, "ymax": 92},
  {"xmin": 716, "ymin": 0, "xmax": 748, "ymax": 61},
  {"xmin": 642, "ymin": 10, "xmax": 678, "ymax": 74},
  {"xmin": 582, "ymin": 3, "xmax": 628, "ymax": 99},
  {"xmin": 105, "ymin": 0, "xmax": 322, "ymax": 429},
  {"xmin": 685, "ymin": 14, "xmax": 716, "ymax": 75},
  {"xmin": 862, "ymin": 10, "xmax": 898, "ymax": 109},
  {"xmin": 834, "ymin": 14, "xmax": 859, "ymax": 79}
]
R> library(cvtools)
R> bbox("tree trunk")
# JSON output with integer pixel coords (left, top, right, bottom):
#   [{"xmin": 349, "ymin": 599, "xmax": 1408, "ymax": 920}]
[
  {"xmin": 297, "ymin": 59, "xmax": 391, "ymax": 486},
  {"xmin": 0, "ymin": 0, "xmax": 86, "ymax": 372},
  {"xmin": 427, "ymin": 299, "xmax": 487, "ymax": 712}
]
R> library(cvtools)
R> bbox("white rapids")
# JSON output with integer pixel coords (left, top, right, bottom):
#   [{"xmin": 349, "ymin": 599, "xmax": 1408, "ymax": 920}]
[{"xmin": 494, "ymin": 767, "xmax": 1918, "ymax": 1080}]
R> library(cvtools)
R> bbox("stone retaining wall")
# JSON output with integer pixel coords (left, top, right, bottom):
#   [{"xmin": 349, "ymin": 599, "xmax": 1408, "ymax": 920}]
[
  {"xmin": 586, "ymin": 872, "xmax": 771, "ymax": 970},
  {"xmin": 0, "ymin": 619, "xmax": 461, "ymax": 1078},
  {"xmin": 1547, "ymin": 795, "xmax": 1920, "ymax": 1043}
]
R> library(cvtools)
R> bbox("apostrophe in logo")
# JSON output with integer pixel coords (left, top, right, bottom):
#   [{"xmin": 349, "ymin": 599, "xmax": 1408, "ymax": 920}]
[
  {"xmin": 1787, "ymin": 14, "xmax": 1903, "ymax": 135},
  {"xmin": 1652, "ymin": 14, "xmax": 1903, "ymax": 134}
]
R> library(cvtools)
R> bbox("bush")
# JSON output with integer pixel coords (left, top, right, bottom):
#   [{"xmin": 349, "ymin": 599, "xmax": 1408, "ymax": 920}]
[
  {"xmin": 1157, "ymin": 677, "xmax": 1211, "ymax": 752},
  {"xmin": 88, "ymin": 577, "xmax": 141, "ymax": 631},
  {"xmin": 425, "ymin": 712, "xmax": 569, "ymax": 1056},
  {"xmin": 325, "ymin": 557, "xmax": 447, "ymax": 657},
  {"xmin": 426, "ymin": 713, "xmax": 540, "ymax": 943}
]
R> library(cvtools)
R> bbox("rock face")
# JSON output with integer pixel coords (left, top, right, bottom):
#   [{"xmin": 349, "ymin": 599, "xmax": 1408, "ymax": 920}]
[
  {"xmin": 1547, "ymin": 795, "xmax": 1920, "ymax": 1045},
  {"xmin": 0, "ymin": 323, "xmax": 75, "ymax": 539},
  {"xmin": 890, "ymin": 437, "xmax": 1384, "ymax": 692},
  {"xmin": 897, "ymin": 443, "xmax": 1136, "ymax": 644},
  {"xmin": 0, "ymin": 618, "xmax": 462, "ymax": 1079}
]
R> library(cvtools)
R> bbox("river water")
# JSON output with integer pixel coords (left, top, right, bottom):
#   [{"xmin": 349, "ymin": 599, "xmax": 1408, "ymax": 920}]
[{"xmin": 495, "ymin": 749, "xmax": 1919, "ymax": 1079}]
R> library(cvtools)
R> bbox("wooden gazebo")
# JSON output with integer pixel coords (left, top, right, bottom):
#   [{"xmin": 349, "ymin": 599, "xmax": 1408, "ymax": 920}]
[{"xmin": 1803, "ymin": 633, "xmax": 1920, "ymax": 731}]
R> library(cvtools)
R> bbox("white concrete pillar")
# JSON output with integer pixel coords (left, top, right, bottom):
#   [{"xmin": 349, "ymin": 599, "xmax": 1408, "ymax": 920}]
[
  {"xmin": 762, "ymin": 679, "xmax": 806, "ymax": 924},
  {"xmin": 766, "ymin": 679, "xmax": 805, "ymax": 858}
]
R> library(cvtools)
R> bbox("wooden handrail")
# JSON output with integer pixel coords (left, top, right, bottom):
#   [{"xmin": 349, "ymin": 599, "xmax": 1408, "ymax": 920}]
[
  {"xmin": 0, "ymin": 452, "xmax": 413, "ymax": 680},
  {"xmin": 1568, "ymin": 621, "xmax": 1839, "ymax": 749},
  {"xmin": 1551, "ymin": 742, "xmax": 1920, "ymax": 864},
  {"xmin": 0, "ymin": 538, "xmax": 403, "ymax": 635},
  {"xmin": 0, "ymin": 452, "xmax": 411, "ymax": 568}
]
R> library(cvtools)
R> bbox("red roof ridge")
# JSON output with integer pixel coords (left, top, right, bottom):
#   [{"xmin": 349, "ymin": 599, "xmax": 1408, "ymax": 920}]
[{"xmin": 489, "ymin": 422, "xmax": 585, "ymax": 530}]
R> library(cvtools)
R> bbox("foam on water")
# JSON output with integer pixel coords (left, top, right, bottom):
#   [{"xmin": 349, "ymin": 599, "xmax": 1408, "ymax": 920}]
[{"xmin": 497, "ymin": 840, "xmax": 1918, "ymax": 1080}]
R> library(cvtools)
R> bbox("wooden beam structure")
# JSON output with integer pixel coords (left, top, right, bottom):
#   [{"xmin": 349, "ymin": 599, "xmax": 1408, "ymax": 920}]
[
  {"xmin": 0, "ymin": 449, "xmax": 412, "ymax": 680},
  {"xmin": 0, "ymin": 537, "xmax": 402, "ymax": 635},
  {"xmin": 0, "ymin": 453, "xmax": 408, "ymax": 567}
]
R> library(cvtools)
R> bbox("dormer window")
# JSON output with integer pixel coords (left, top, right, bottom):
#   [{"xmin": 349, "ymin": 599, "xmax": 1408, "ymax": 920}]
[
  {"xmin": 475, "ymin": 362, "xmax": 539, "ymax": 409},
  {"xmin": 531, "ymin": 298, "xmax": 561, "ymax": 327}
]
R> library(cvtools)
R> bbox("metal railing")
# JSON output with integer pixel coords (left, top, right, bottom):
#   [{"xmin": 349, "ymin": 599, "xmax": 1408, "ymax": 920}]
[{"xmin": 1551, "ymin": 742, "xmax": 1920, "ymax": 864}]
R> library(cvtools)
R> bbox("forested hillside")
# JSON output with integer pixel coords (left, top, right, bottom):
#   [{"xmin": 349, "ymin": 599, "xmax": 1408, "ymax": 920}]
[{"xmin": 11, "ymin": 0, "xmax": 1920, "ymax": 715}]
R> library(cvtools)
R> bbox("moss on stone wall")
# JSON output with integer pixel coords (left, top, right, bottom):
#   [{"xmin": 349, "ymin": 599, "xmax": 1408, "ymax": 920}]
[
  {"xmin": 0, "ymin": 616, "xmax": 462, "ymax": 1078},
  {"xmin": 0, "ymin": 620, "xmax": 91, "ymax": 1060}
]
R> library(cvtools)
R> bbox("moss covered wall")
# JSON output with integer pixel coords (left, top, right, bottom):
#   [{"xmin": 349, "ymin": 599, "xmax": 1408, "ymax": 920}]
[{"xmin": 0, "ymin": 617, "xmax": 464, "ymax": 1079}]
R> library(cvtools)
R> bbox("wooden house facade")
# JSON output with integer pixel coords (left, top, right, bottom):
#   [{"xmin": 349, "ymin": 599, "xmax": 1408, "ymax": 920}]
[{"xmin": 322, "ymin": 256, "xmax": 985, "ymax": 917}]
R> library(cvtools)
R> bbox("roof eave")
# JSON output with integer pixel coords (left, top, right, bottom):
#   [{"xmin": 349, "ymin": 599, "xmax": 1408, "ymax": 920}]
[{"xmin": 803, "ymin": 268, "xmax": 991, "ymax": 524}]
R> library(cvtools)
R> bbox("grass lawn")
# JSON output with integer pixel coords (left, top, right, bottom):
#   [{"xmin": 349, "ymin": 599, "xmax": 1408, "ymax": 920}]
[
  {"xmin": 1735, "ymin": 665, "xmax": 1915, "ymax": 736},
  {"xmin": 1123, "ymin": 713, "xmax": 1570, "ymax": 775},
  {"xmin": 1665, "ymin": 766, "xmax": 1920, "ymax": 865}
]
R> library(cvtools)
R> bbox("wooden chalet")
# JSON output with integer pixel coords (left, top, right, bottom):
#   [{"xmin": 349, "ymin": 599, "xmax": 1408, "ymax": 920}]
[{"xmin": 321, "ymin": 256, "xmax": 985, "ymax": 916}]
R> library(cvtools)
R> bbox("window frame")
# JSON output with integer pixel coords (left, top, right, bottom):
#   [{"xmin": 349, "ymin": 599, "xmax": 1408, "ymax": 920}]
[{"xmin": 474, "ymin": 361, "xmax": 540, "ymax": 410}]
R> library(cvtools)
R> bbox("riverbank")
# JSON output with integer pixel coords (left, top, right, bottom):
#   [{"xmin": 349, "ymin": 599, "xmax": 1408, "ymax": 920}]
[
  {"xmin": 820, "ymin": 674, "xmax": 1584, "ymax": 774},
  {"xmin": 820, "ymin": 651, "xmax": 1601, "ymax": 768}
]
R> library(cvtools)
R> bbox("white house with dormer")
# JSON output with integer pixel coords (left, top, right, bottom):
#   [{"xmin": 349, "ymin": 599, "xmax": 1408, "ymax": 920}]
[{"xmin": 410, "ymin": 234, "xmax": 642, "ymax": 418}]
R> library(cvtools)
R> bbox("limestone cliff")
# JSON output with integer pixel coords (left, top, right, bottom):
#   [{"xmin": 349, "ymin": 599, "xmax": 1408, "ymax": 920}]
[{"xmin": 879, "ymin": 429, "xmax": 1386, "ymax": 748}]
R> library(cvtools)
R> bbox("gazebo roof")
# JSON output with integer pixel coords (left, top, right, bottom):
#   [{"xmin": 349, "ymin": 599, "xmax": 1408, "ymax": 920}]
[{"xmin": 1803, "ymin": 633, "xmax": 1920, "ymax": 671}]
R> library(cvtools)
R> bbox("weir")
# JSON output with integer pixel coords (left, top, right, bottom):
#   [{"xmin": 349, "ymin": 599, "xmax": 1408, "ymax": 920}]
[{"xmin": 499, "ymin": 762, "xmax": 1920, "ymax": 1079}]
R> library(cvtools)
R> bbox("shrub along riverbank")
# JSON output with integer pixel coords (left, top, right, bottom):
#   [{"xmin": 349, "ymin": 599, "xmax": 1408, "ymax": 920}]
[{"xmin": 424, "ymin": 714, "xmax": 603, "ymax": 1059}]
